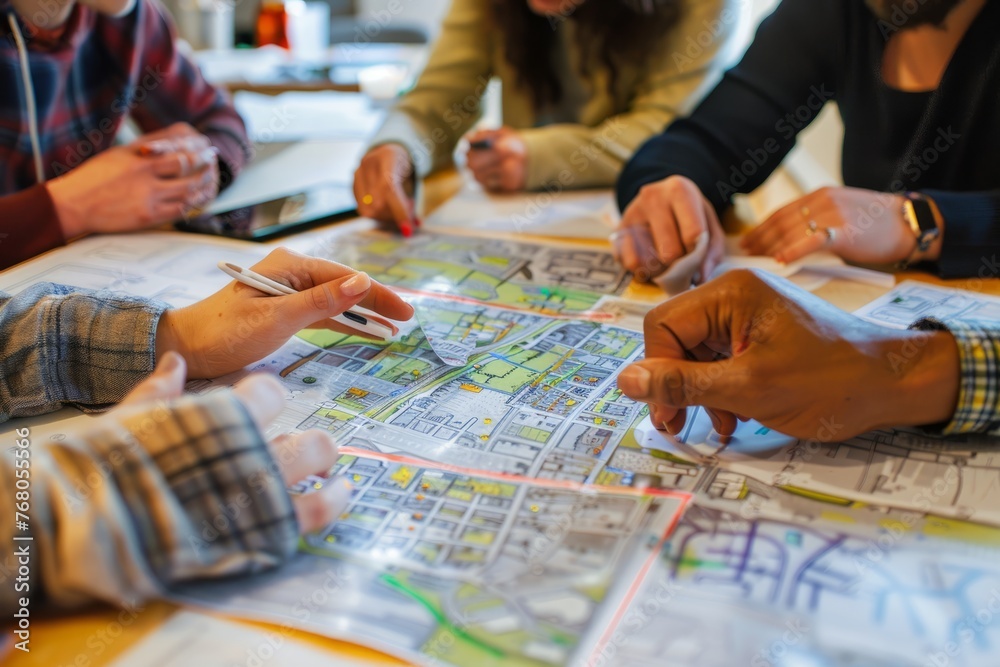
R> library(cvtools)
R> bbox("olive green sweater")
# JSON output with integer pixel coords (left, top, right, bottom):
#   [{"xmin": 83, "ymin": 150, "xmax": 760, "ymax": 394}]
[{"xmin": 370, "ymin": 0, "xmax": 748, "ymax": 190}]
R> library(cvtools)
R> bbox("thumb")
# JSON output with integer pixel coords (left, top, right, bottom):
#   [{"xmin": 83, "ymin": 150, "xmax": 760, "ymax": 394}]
[
  {"xmin": 232, "ymin": 373, "xmax": 286, "ymax": 431},
  {"xmin": 120, "ymin": 351, "xmax": 187, "ymax": 406},
  {"xmin": 286, "ymin": 272, "xmax": 372, "ymax": 326},
  {"xmin": 617, "ymin": 358, "xmax": 742, "ymax": 413}
]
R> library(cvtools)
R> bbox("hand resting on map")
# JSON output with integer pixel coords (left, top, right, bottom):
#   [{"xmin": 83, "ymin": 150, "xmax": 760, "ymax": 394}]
[{"xmin": 616, "ymin": 270, "xmax": 961, "ymax": 440}]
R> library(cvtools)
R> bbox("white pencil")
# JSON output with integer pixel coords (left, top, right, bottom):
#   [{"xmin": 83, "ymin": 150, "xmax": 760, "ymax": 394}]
[{"xmin": 218, "ymin": 261, "xmax": 395, "ymax": 340}]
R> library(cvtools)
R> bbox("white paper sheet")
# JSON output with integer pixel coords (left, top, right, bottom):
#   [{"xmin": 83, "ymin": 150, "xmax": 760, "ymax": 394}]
[
  {"xmin": 710, "ymin": 236, "xmax": 895, "ymax": 292},
  {"xmin": 425, "ymin": 179, "xmax": 618, "ymax": 240},
  {"xmin": 853, "ymin": 280, "xmax": 1000, "ymax": 328}
]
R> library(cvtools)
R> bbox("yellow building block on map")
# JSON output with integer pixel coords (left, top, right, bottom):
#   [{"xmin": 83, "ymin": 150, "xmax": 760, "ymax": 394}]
[{"xmin": 390, "ymin": 466, "xmax": 415, "ymax": 488}]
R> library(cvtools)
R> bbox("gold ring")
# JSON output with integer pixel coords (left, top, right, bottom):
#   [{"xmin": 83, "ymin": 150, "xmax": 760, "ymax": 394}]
[
  {"xmin": 800, "ymin": 206, "xmax": 811, "ymax": 219},
  {"xmin": 805, "ymin": 220, "xmax": 818, "ymax": 237},
  {"xmin": 361, "ymin": 194, "xmax": 374, "ymax": 205}
]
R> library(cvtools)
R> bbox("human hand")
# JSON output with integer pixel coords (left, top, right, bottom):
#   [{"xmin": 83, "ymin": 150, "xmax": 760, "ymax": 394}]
[
  {"xmin": 614, "ymin": 175, "xmax": 726, "ymax": 283},
  {"xmin": 47, "ymin": 131, "xmax": 218, "ymax": 239},
  {"xmin": 135, "ymin": 122, "xmax": 220, "ymax": 205},
  {"xmin": 741, "ymin": 187, "xmax": 924, "ymax": 265},
  {"xmin": 465, "ymin": 127, "xmax": 528, "ymax": 193},
  {"xmin": 154, "ymin": 247, "xmax": 415, "ymax": 379},
  {"xmin": 119, "ymin": 352, "xmax": 351, "ymax": 533},
  {"xmin": 616, "ymin": 270, "xmax": 960, "ymax": 440},
  {"xmin": 353, "ymin": 143, "xmax": 420, "ymax": 237}
]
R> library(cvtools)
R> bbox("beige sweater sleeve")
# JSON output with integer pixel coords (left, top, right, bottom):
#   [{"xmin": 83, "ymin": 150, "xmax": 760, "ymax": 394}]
[
  {"xmin": 367, "ymin": 0, "xmax": 494, "ymax": 177},
  {"xmin": 520, "ymin": 0, "xmax": 747, "ymax": 190}
]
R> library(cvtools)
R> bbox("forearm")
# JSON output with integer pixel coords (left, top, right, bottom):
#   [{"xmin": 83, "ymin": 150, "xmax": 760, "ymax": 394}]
[
  {"xmin": 870, "ymin": 328, "xmax": 960, "ymax": 431},
  {"xmin": 0, "ymin": 392, "xmax": 297, "ymax": 615},
  {"xmin": 0, "ymin": 186, "xmax": 66, "ymax": 270},
  {"xmin": 0, "ymin": 285, "xmax": 166, "ymax": 422}
]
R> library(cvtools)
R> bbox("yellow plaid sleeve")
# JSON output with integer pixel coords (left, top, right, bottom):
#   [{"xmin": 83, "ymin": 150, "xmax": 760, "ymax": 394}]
[{"xmin": 911, "ymin": 318, "xmax": 1000, "ymax": 435}]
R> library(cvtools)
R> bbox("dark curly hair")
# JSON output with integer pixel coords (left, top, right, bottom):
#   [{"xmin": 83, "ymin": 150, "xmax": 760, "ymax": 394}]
[{"xmin": 493, "ymin": 0, "xmax": 686, "ymax": 109}]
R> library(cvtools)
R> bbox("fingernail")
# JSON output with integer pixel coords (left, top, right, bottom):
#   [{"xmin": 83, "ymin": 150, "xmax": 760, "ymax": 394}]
[
  {"xmin": 342, "ymin": 272, "xmax": 371, "ymax": 296},
  {"xmin": 661, "ymin": 421, "xmax": 677, "ymax": 436},
  {"xmin": 414, "ymin": 217, "xmax": 423, "ymax": 228},
  {"xmin": 618, "ymin": 365, "xmax": 651, "ymax": 397},
  {"xmin": 400, "ymin": 224, "xmax": 413, "ymax": 238},
  {"xmin": 158, "ymin": 350, "xmax": 182, "ymax": 374}
]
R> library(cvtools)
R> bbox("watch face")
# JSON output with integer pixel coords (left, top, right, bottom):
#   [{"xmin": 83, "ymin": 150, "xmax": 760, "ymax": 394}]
[
  {"xmin": 905, "ymin": 196, "xmax": 939, "ymax": 251},
  {"xmin": 907, "ymin": 196, "xmax": 938, "ymax": 234}
]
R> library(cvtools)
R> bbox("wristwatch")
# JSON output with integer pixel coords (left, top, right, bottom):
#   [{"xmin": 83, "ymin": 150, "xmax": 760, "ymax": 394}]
[{"xmin": 901, "ymin": 192, "xmax": 941, "ymax": 266}]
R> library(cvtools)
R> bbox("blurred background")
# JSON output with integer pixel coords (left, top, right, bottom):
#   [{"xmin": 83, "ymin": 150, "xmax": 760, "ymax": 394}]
[{"xmin": 158, "ymin": 0, "xmax": 842, "ymax": 194}]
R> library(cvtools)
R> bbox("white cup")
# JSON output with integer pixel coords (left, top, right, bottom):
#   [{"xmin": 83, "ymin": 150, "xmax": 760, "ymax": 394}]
[{"xmin": 358, "ymin": 64, "xmax": 408, "ymax": 102}]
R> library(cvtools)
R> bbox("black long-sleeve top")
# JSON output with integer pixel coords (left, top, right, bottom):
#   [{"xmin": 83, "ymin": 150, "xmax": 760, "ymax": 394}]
[{"xmin": 617, "ymin": 0, "xmax": 1000, "ymax": 278}]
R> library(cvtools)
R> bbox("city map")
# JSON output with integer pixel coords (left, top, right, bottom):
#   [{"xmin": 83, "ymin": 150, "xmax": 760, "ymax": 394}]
[
  {"xmin": 177, "ymin": 451, "xmax": 688, "ymax": 667},
  {"xmin": 613, "ymin": 410, "xmax": 1000, "ymax": 666},
  {"xmin": 315, "ymin": 231, "xmax": 631, "ymax": 314},
  {"xmin": 3, "ymin": 232, "xmax": 1000, "ymax": 666},
  {"xmin": 186, "ymin": 274, "xmax": 1000, "ymax": 666},
  {"xmin": 197, "ymin": 294, "xmax": 649, "ymax": 483}
]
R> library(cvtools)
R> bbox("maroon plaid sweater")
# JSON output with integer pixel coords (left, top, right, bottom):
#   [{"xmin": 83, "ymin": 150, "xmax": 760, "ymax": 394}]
[{"xmin": 0, "ymin": 0, "xmax": 250, "ymax": 269}]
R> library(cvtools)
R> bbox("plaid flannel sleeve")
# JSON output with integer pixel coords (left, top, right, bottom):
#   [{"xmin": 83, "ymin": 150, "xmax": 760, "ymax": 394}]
[
  {"xmin": 0, "ymin": 284, "xmax": 168, "ymax": 423},
  {"xmin": 911, "ymin": 318, "xmax": 1000, "ymax": 435},
  {"xmin": 0, "ymin": 392, "xmax": 298, "ymax": 614}
]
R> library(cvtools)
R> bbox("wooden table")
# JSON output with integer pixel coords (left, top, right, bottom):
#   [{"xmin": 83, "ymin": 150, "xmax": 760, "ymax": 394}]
[{"xmin": 6, "ymin": 167, "xmax": 996, "ymax": 666}]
